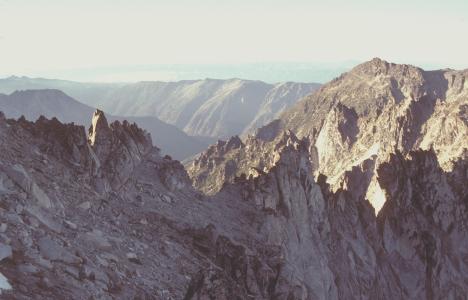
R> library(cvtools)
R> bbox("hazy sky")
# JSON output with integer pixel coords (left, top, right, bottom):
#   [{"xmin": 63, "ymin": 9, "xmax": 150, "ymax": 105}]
[{"xmin": 0, "ymin": 0, "xmax": 467, "ymax": 81}]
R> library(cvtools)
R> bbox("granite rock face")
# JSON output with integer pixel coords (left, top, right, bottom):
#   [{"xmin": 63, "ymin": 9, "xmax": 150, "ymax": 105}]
[{"xmin": 188, "ymin": 131, "xmax": 468, "ymax": 299}]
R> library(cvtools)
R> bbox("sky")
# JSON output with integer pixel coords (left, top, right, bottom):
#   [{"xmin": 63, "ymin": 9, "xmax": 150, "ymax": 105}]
[{"xmin": 0, "ymin": 0, "xmax": 467, "ymax": 82}]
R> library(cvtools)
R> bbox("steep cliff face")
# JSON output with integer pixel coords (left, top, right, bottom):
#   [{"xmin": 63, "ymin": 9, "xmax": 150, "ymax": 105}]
[
  {"xmin": 376, "ymin": 150, "xmax": 468, "ymax": 300},
  {"xmin": 188, "ymin": 58, "xmax": 468, "ymax": 212},
  {"xmin": 187, "ymin": 132, "xmax": 468, "ymax": 299}
]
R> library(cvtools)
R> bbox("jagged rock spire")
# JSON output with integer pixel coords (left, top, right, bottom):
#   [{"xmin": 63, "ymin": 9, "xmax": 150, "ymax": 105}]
[{"xmin": 88, "ymin": 109, "xmax": 111, "ymax": 147}]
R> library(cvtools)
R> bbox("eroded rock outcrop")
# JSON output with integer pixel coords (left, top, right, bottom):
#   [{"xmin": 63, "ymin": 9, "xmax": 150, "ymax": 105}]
[
  {"xmin": 376, "ymin": 150, "xmax": 468, "ymax": 299},
  {"xmin": 88, "ymin": 109, "xmax": 153, "ymax": 192},
  {"xmin": 189, "ymin": 130, "xmax": 315, "ymax": 196}
]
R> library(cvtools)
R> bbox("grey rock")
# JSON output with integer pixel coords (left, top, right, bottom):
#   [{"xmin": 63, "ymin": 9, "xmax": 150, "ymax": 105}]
[
  {"xmin": 159, "ymin": 194, "xmax": 173, "ymax": 204},
  {"xmin": 0, "ymin": 243, "xmax": 12, "ymax": 261},
  {"xmin": 18, "ymin": 264, "xmax": 39, "ymax": 274},
  {"xmin": 78, "ymin": 201, "xmax": 91, "ymax": 210},
  {"xmin": 25, "ymin": 206, "xmax": 62, "ymax": 233},
  {"xmin": 81, "ymin": 230, "xmax": 112, "ymax": 251},
  {"xmin": 0, "ymin": 164, "xmax": 52, "ymax": 208},
  {"xmin": 63, "ymin": 220, "xmax": 78, "ymax": 230},
  {"xmin": 126, "ymin": 252, "xmax": 142, "ymax": 265},
  {"xmin": 38, "ymin": 236, "xmax": 81, "ymax": 264}
]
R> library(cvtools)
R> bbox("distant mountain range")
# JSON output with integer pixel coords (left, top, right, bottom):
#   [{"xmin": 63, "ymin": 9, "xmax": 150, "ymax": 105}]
[
  {"xmin": 0, "ymin": 89, "xmax": 213, "ymax": 160},
  {"xmin": 0, "ymin": 77, "xmax": 320, "ymax": 139},
  {"xmin": 1, "ymin": 61, "xmax": 356, "ymax": 83}
]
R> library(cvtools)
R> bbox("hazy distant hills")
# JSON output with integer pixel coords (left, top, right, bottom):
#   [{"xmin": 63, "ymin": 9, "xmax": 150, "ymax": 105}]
[
  {"xmin": 0, "ymin": 89, "xmax": 213, "ymax": 160},
  {"xmin": 3, "ymin": 61, "xmax": 355, "ymax": 83},
  {"xmin": 0, "ymin": 76, "xmax": 122, "ymax": 106},
  {"xmin": 0, "ymin": 76, "xmax": 320, "ymax": 139}
]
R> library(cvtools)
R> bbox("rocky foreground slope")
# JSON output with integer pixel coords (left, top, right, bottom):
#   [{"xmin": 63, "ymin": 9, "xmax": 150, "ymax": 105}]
[
  {"xmin": 0, "ymin": 107, "xmax": 467, "ymax": 299},
  {"xmin": 188, "ymin": 58, "xmax": 468, "ymax": 213}
]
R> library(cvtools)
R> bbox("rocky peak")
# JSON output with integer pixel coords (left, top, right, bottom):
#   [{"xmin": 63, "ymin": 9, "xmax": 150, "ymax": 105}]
[
  {"xmin": 88, "ymin": 109, "xmax": 111, "ymax": 147},
  {"xmin": 352, "ymin": 57, "xmax": 393, "ymax": 75},
  {"xmin": 224, "ymin": 131, "xmax": 313, "ymax": 216},
  {"xmin": 279, "ymin": 59, "xmax": 466, "ymax": 210},
  {"xmin": 1, "ymin": 110, "xmax": 159, "ymax": 194},
  {"xmin": 350, "ymin": 57, "xmax": 424, "ymax": 80},
  {"xmin": 224, "ymin": 135, "xmax": 243, "ymax": 151},
  {"xmin": 87, "ymin": 109, "xmax": 153, "ymax": 162},
  {"xmin": 254, "ymin": 119, "xmax": 283, "ymax": 142},
  {"xmin": 188, "ymin": 128, "xmax": 312, "ymax": 195},
  {"xmin": 5, "ymin": 114, "xmax": 93, "ymax": 169},
  {"xmin": 187, "ymin": 59, "xmax": 467, "ymax": 217},
  {"xmin": 85, "ymin": 110, "xmax": 154, "ymax": 191}
]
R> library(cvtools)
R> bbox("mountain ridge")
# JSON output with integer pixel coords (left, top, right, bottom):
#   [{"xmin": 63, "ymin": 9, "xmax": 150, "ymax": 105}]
[
  {"xmin": 0, "ymin": 89, "xmax": 213, "ymax": 160},
  {"xmin": 0, "ymin": 76, "xmax": 321, "ymax": 138},
  {"xmin": 187, "ymin": 58, "xmax": 468, "ymax": 212}
]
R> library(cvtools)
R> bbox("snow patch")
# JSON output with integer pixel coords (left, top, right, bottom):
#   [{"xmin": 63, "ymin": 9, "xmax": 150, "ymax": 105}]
[
  {"xmin": 366, "ymin": 179, "xmax": 386, "ymax": 214},
  {"xmin": 365, "ymin": 142, "xmax": 380, "ymax": 158}
]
